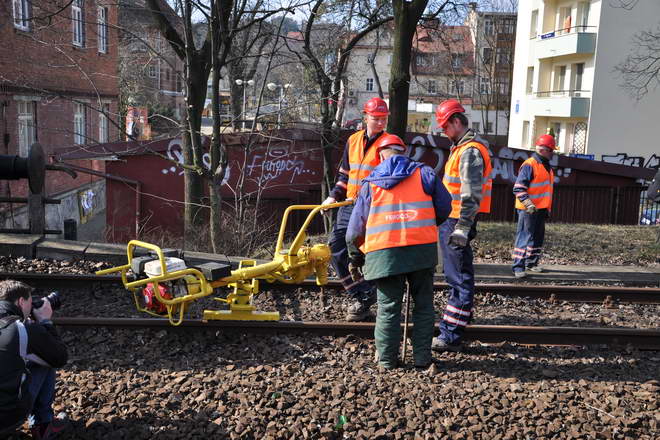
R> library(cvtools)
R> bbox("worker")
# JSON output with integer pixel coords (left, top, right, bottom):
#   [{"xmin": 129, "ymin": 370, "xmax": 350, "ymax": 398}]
[
  {"xmin": 512, "ymin": 134, "xmax": 556, "ymax": 278},
  {"xmin": 345, "ymin": 135, "xmax": 452, "ymax": 369},
  {"xmin": 322, "ymin": 97, "xmax": 391, "ymax": 321},
  {"xmin": 432, "ymin": 99, "xmax": 493, "ymax": 353}
]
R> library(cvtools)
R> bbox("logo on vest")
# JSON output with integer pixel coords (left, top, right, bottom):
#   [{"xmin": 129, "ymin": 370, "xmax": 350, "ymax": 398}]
[{"xmin": 385, "ymin": 210, "xmax": 418, "ymax": 222}]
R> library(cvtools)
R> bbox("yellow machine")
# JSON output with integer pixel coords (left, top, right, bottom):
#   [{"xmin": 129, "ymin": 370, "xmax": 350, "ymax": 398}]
[{"xmin": 97, "ymin": 202, "xmax": 351, "ymax": 325}]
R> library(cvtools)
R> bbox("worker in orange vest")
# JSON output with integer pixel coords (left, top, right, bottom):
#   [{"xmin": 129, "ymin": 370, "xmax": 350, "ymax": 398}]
[
  {"xmin": 321, "ymin": 97, "xmax": 391, "ymax": 321},
  {"xmin": 345, "ymin": 135, "xmax": 451, "ymax": 369},
  {"xmin": 512, "ymin": 134, "xmax": 556, "ymax": 278},
  {"xmin": 432, "ymin": 99, "xmax": 493, "ymax": 353}
]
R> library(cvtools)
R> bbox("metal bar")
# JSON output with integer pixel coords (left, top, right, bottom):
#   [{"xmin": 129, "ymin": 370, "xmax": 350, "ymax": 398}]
[
  {"xmin": 52, "ymin": 317, "xmax": 660, "ymax": 349},
  {"xmin": 0, "ymin": 272, "xmax": 124, "ymax": 288},
  {"xmin": 0, "ymin": 197, "xmax": 61, "ymax": 204},
  {"xmin": 0, "ymin": 229, "xmax": 62, "ymax": 235}
]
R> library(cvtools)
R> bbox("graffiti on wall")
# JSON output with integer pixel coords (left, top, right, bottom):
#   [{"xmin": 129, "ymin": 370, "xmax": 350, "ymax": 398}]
[
  {"xmin": 407, "ymin": 133, "xmax": 573, "ymax": 183},
  {"xmin": 601, "ymin": 153, "xmax": 660, "ymax": 170},
  {"xmin": 246, "ymin": 147, "xmax": 316, "ymax": 185},
  {"xmin": 161, "ymin": 138, "xmax": 231, "ymax": 185}
]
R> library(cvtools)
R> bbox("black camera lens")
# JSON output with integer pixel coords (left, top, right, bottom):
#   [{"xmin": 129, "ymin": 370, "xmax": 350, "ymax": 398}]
[{"xmin": 32, "ymin": 291, "xmax": 62, "ymax": 310}]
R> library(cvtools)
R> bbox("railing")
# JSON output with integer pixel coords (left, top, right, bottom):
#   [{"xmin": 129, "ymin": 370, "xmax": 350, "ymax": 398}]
[
  {"xmin": 531, "ymin": 25, "xmax": 598, "ymax": 40},
  {"xmin": 534, "ymin": 89, "xmax": 591, "ymax": 98}
]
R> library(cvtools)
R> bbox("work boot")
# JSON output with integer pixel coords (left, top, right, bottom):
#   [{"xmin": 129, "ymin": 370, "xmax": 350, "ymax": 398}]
[
  {"xmin": 431, "ymin": 337, "xmax": 463, "ymax": 353},
  {"xmin": 345, "ymin": 290, "xmax": 376, "ymax": 321},
  {"xmin": 513, "ymin": 271, "xmax": 527, "ymax": 279},
  {"xmin": 527, "ymin": 266, "xmax": 544, "ymax": 273},
  {"xmin": 30, "ymin": 415, "xmax": 69, "ymax": 440}
]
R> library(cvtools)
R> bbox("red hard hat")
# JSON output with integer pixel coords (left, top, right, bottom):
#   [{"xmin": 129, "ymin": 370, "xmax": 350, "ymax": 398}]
[
  {"xmin": 435, "ymin": 99, "xmax": 465, "ymax": 127},
  {"xmin": 536, "ymin": 134, "xmax": 556, "ymax": 150},
  {"xmin": 363, "ymin": 97, "xmax": 389, "ymax": 116},
  {"xmin": 373, "ymin": 134, "xmax": 407, "ymax": 154}
]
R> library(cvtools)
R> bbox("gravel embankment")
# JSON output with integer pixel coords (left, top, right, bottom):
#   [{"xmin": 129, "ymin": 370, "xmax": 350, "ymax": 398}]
[{"xmin": 2, "ymin": 256, "xmax": 659, "ymax": 438}]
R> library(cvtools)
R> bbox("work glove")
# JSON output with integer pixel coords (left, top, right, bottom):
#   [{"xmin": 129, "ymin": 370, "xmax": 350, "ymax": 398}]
[
  {"xmin": 348, "ymin": 255, "xmax": 365, "ymax": 282},
  {"xmin": 522, "ymin": 198, "xmax": 537, "ymax": 214},
  {"xmin": 320, "ymin": 196, "xmax": 336, "ymax": 216},
  {"xmin": 448, "ymin": 227, "xmax": 469, "ymax": 248}
]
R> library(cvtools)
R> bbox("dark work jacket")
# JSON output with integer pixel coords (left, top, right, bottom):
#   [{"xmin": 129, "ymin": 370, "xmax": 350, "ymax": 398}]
[{"xmin": 0, "ymin": 300, "xmax": 68, "ymax": 430}]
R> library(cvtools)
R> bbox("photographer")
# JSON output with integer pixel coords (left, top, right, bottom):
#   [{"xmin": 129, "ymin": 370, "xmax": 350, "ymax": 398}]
[{"xmin": 0, "ymin": 280, "xmax": 68, "ymax": 439}]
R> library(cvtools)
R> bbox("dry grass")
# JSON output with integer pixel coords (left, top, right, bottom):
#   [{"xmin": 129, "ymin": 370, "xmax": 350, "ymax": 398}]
[{"xmin": 474, "ymin": 222, "xmax": 660, "ymax": 267}]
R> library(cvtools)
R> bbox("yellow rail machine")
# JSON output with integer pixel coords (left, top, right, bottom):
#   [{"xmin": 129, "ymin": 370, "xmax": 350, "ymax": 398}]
[{"xmin": 97, "ymin": 202, "xmax": 351, "ymax": 325}]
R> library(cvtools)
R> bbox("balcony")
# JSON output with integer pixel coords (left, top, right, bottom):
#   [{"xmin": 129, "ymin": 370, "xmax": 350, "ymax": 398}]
[
  {"xmin": 531, "ymin": 90, "xmax": 590, "ymax": 118},
  {"xmin": 535, "ymin": 26, "xmax": 597, "ymax": 59}
]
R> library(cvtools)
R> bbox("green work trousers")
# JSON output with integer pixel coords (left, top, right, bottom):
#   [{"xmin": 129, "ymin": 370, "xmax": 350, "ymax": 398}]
[{"xmin": 374, "ymin": 268, "xmax": 435, "ymax": 367}]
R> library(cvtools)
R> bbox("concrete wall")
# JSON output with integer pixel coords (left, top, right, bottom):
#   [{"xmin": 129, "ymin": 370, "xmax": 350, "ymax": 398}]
[{"xmin": 0, "ymin": 179, "xmax": 106, "ymax": 239}]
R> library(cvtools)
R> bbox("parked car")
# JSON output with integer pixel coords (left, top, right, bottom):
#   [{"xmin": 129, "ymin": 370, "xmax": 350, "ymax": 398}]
[
  {"xmin": 640, "ymin": 208, "xmax": 660, "ymax": 225},
  {"xmin": 343, "ymin": 118, "xmax": 362, "ymax": 130}
]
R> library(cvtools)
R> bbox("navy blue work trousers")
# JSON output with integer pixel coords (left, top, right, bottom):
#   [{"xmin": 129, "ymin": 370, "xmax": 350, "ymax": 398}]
[
  {"xmin": 438, "ymin": 218, "xmax": 478, "ymax": 345},
  {"xmin": 328, "ymin": 204, "xmax": 375, "ymax": 298},
  {"xmin": 27, "ymin": 363, "xmax": 56, "ymax": 425},
  {"xmin": 512, "ymin": 209, "xmax": 547, "ymax": 273}
]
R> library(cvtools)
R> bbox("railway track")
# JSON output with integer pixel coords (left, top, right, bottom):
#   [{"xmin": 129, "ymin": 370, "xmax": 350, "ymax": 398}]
[
  {"xmin": 5, "ymin": 271, "xmax": 660, "ymax": 304},
  {"xmin": 53, "ymin": 317, "xmax": 660, "ymax": 350}
]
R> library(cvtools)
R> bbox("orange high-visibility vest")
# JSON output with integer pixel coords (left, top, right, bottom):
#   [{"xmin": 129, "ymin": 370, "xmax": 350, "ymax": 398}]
[
  {"xmin": 363, "ymin": 168, "xmax": 438, "ymax": 254},
  {"xmin": 515, "ymin": 157, "xmax": 554, "ymax": 211},
  {"xmin": 346, "ymin": 130, "xmax": 385, "ymax": 199},
  {"xmin": 442, "ymin": 141, "xmax": 493, "ymax": 218}
]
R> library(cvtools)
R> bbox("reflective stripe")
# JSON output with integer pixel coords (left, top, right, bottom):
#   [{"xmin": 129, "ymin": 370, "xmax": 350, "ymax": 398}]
[
  {"xmin": 443, "ymin": 175, "xmax": 462, "ymax": 184},
  {"xmin": 483, "ymin": 189, "xmax": 492, "ymax": 197},
  {"xmin": 528, "ymin": 192, "xmax": 552, "ymax": 199},
  {"xmin": 449, "ymin": 193, "xmax": 461, "ymax": 201},
  {"xmin": 446, "ymin": 304, "xmax": 471, "ymax": 317},
  {"xmin": 366, "ymin": 218, "xmax": 436, "ymax": 235},
  {"xmin": 529, "ymin": 180, "xmax": 551, "ymax": 188},
  {"xmin": 443, "ymin": 314, "xmax": 468, "ymax": 327},
  {"xmin": 369, "ymin": 200, "xmax": 434, "ymax": 215},
  {"xmin": 348, "ymin": 177, "xmax": 362, "ymax": 185},
  {"xmin": 349, "ymin": 163, "xmax": 375, "ymax": 171}
]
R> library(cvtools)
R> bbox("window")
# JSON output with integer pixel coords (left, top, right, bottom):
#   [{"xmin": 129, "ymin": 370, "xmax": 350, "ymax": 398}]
[
  {"xmin": 452, "ymin": 33, "xmax": 462, "ymax": 42},
  {"xmin": 416, "ymin": 54, "xmax": 430, "ymax": 67},
  {"xmin": 452, "ymin": 80, "xmax": 465, "ymax": 95},
  {"xmin": 387, "ymin": 54, "xmax": 392, "ymax": 65},
  {"xmin": 577, "ymin": 1, "xmax": 590, "ymax": 31},
  {"xmin": 497, "ymin": 78, "xmax": 510, "ymax": 95},
  {"xmin": 99, "ymin": 103, "xmax": 109, "ymax": 143},
  {"xmin": 522, "ymin": 121, "xmax": 530, "ymax": 148},
  {"xmin": 367, "ymin": 54, "xmax": 375, "ymax": 64},
  {"xmin": 97, "ymin": 7, "xmax": 107, "ymax": 53},
  {"xmin": 17, "ymin": 100, "xmax": 36, "ymax": 157},
  {"xmin": 479, "ymin": 76, "xmax": 491, "ymax": 94},
  {"xmin": 530, "ymin": 10, "xmax": 538, "ymax": 39},
  {"xmin": 13, "ymin": 0, "xmax": 31, "ymax": 31},
  {"xmin": 72, "ymin": 0, "xmax": 85, "ymax": 47},
  {"xmin": 485, "ymin": 122, "xmax": 493, "ymax": 133},
  {"xmin": 496, "ymin": 48, "xmax": 510, "ymax": 65},
  {"xmin": 485, "ymin": 18, "xmax": 494, "ymax": 36},
  {"xmin": 451, "ymin": 53, "xmax": 462, "ymax": 68},
  {"xmin": 502, "ymin": 18, "xmax": 515, "ymax": 35},
  {"xmin": 74, "ymin": 103, "xmax": 86, "ymax": 145},
  {"xmin": 166, "ymin": 69, "xmax": 171, "ymax": 81},
  {"xmin": 526, "ymin": 66, "xmax": 534, "ymax": 94},
  {"xmin": 482, "ymin": 47, "xmax": 492, "ymax": 65},
  {"xmin": 176, "ymin": 71, "xmax": 183, "ymax": 92},
  {"xmin": 428, "ymin": 80, "xmax": 437, "ymax": 94},
  {"xmin": 472, "ymin": 122, "xmax": 480, "ymax": 132},
  {"xmin": 148, "ymin": 65, "xmax": 157, "ymax": 78},
  {"xmin": 366, "ymin": 78, "xmax": 374, "ymax": 92},
  {"xmin": 553, "ymin": 65, "xmax": 566, "ymax": 92}
]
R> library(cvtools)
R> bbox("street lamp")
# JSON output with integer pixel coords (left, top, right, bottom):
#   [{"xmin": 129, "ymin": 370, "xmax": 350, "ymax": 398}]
[
  {"xmin": 267, "ymin": 82, "xmax": 291, "ymax": 128},
  {"xmin": 235, "ymin": 78, "xmax": 254, "ymax": 130}
]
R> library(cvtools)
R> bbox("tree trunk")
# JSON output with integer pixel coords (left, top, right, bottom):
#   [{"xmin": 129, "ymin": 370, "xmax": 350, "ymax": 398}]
[{"xmin": 389, "ymin": 0, "xmax": 428, "ymax": 137}]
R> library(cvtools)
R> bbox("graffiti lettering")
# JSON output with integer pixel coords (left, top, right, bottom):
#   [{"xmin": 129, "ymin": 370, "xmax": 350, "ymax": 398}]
[
  {"xmin": 161, "ymin": 138, "xmax": 230, "ymax": 184},
  {"xmin": 246, "ymin": 147, "xmax": 315, "ymax": 184},
  {"xmin": 601, "ymin": 153, "xmax": 645, "ymax": 168}
]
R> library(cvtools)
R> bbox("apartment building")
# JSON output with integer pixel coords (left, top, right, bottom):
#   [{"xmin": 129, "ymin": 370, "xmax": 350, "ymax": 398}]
[
  {"xmin": 342, "ymin": 6, "xmax": 515, "ymax": 138},
  {"xmin": 118, "ymin": 0, "xmax": 185, "ymax": 137},
  {"xmin": 1, "ymin": 0, "xmax": 119, "ymax": 233},
  {"xmin": 509, "ymin": 0, "xmax": 660, "ymax": 160}
]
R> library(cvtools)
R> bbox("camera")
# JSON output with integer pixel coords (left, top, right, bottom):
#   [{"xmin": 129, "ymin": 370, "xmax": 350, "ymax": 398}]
[{"xmin": 32, "ymin": 291, "xmax": 62, "ymax": 310}]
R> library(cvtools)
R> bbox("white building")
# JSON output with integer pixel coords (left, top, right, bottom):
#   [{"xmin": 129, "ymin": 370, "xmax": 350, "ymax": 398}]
[{"xmin": 509, "ymin": 0, "xmax": 660, "ymax": 161}]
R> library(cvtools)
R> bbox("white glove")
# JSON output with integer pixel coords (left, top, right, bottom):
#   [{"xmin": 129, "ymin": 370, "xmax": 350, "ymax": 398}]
[
  {"xmin": 321, "ymin": 196, "xmax": 336, "ymax": 215},
  {"xmin": 448, "ymin": 228, "xmax": 469, "ymax": 248}
]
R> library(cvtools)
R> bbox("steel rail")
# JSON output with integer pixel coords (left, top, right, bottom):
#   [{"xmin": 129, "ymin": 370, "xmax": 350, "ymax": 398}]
[
  {"xmin": 53, "ymin": 317, "xmax": 660, "ymax": 350},
  {"xmin": 3, "ymin": 272, "xmax": 660, "ymax": 304}
]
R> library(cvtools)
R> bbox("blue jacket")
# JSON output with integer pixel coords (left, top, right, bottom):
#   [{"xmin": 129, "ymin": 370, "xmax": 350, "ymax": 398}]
[{"xmin": 346, "ymin": 155, "xmax": 452, "ymax": 279}]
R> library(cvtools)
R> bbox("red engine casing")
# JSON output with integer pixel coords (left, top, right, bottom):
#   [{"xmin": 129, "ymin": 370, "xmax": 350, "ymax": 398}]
[{"xmin": 142, "ymin": 283, "xmax": 172, "ymax": 314}]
